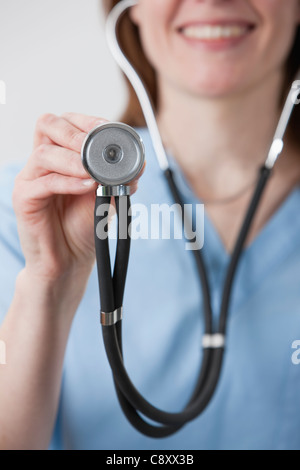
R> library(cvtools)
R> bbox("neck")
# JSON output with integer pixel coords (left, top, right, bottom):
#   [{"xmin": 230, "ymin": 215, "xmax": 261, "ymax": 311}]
[{"xmin": 156, "ymin": 71, "xmax": 291, "ymax": 200}]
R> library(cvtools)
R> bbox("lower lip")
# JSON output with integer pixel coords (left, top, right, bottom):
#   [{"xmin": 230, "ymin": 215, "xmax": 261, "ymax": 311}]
[{"xmin": 178, "ymin": 28, "xmax": 255, "ymax": 52}]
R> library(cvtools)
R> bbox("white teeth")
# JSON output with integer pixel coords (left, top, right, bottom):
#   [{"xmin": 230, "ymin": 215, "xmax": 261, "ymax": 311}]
[{"xmin": 181, "ymin": 25, "xmax": 249, "ymax": 40}]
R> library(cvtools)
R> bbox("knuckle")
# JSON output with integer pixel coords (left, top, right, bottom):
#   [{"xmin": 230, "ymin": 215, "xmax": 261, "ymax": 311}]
[
  {"xmin": 37, "ymin": 113, "xmax": 56, "ymax": 128},
  {"xmin": 61, "ymin": 111, "xmax": 74, "ymax": 120},
  {"xmin": 65, "ymin": 126, "xmax": 83, "ymax": 146},
  {"xmin": 69, "ymin": 154, "xmax": 82, "ymax": 175},
  {"xmin": 44, "ymin": 173, "xmax": 56, "ymax": 188},
  {"xmin": 34, "ymin": 143, "xmax": 50, "ymax": 160}
]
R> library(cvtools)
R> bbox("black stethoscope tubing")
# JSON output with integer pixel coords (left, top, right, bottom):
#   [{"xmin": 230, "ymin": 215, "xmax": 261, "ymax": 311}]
[
  {"xmin": 92, "ymin": 0, "xmax": 299, "ymax": 439},
  {"xmin": 94, "ymin": 165, "xmax": 271, "ymax": 437}
]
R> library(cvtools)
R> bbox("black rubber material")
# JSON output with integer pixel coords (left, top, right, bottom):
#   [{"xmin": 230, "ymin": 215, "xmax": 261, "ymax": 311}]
[
  {"xmin": 94, "ymin": 196, "xmax": 114, "ymax": 313},
  {"xmin": 113, "ymin": 197, "xmax": 132, "ymax": 310},
  {"xmin": 103, "ymin": 322, "xmax": 224, "ymax": 426},
  {"xmin": 164, "ymin": 169, "xmax": 213, "ymax": 335},
  {"xmin": 96, "ymin": 190, "xmax": 219, "ymax": 430},
  {"xmin": 94, "ymin": 165, "xmax": 271, "ymax": 437},
  {"xmin": 218, "ymin": 166, "xmax": 271, "ymax": 335}
]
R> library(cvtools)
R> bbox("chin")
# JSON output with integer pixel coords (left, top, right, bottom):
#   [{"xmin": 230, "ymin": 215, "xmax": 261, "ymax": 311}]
[
  {"xmin": 167, "ymin": 58, "xmax": 252, "ymax": 98},
  {"xmin": 184, "ymin": 73, "xmax": 247, "ymax": 99}
]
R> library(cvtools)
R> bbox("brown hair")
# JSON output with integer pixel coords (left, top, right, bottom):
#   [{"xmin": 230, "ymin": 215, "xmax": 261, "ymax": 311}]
[{"xmin": 103, "ymin": 0, "xmax": 300, "ymax": 144}]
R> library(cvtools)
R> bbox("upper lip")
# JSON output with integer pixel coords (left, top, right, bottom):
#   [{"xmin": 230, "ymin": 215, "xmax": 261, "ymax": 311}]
[{"xmin": 177, "ymin": 19, "xmax": 256, "ymax": 31}]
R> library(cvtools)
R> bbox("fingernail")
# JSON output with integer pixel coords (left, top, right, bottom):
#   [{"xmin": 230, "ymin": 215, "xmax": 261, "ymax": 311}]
[
  {"xmin": 95, "ymin": 119, "xmax": 107, "ymax": 126},
  {"xmin": 82, "ymin": 179, "xmax": 96, "ymax": 187}
]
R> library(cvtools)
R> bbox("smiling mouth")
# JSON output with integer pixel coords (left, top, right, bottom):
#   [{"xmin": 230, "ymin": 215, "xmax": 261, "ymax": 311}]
[{"xmin": 179, "ymin": 23, "xmax": 255, "ymax": 41}]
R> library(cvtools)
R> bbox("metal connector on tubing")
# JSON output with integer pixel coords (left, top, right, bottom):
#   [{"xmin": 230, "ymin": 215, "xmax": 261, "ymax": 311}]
[
  {"xmin": 265, "ymin": 76, "xmax": 300, "ymax": 170},
  {"xmin": 292, "ymin": 78, "xmax": 300, "ymax": 103},
  {"xmin": 265, "ymin": 138, "xmax": 284, "ymax": 170},
  {"xmin": 202, "ymin": 334, "xmax": 225, "ymax": 349},
  {"xmin": 97, "ymin": 185, "xmax": 131, "ymax": 197},
  {"xmin": 101, "ymin": 307, "xmax": 123, "ymax": 326}
]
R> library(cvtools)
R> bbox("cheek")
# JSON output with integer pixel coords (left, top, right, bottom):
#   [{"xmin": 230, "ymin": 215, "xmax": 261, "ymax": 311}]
[
  {"xmin": 251, "ymin": 0, "xmax": 299, "ymax": 18},
  {"xmin": 257, "ymin": 2, "xmax": 299, "ymax": 80},
  {"xmin": 135, "ymin": 0, "xmax": 178, "ymax": 26},
  {"xmin": 135, "ymin": 2, "xmax": 176, "ymax": 70},
  {"xmin": 252, "ymin": 0, "xmax": 299, "ymax": 51}
]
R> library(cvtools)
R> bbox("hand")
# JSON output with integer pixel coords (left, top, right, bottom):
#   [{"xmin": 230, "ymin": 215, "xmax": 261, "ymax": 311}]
[{"xmin": 13, "ymin": 113, "xmax": 143, "ymax": 283}]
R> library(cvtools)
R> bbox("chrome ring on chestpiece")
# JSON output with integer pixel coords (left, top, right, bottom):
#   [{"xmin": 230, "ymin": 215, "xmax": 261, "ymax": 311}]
[{"xmin": 96, "ymin": 185, "xmax": 132, "ymax": 197}]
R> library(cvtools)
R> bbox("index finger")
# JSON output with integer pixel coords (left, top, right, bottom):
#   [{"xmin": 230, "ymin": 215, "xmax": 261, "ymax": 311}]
[
  {"xmin": 61, "ymin": 112, "xmax": 108, "ymax": 133},
  {"xmin": 35, "ymin": 113, "xmax": 88, "ymax": 153}
]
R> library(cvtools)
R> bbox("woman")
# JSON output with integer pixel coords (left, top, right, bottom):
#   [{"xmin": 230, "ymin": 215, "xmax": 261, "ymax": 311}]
[{"xmin": 0, "ymin": 0, "xmax": 300, "ymax": 450}]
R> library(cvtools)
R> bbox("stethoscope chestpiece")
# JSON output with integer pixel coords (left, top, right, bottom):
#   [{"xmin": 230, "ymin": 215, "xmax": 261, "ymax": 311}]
[{"xmin": 81, "ymin": 122, "xmax": 145, "ymax": 188}]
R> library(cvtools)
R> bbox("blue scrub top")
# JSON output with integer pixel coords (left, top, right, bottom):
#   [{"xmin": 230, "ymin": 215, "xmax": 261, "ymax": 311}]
[{"xmin": 1, "ymin": 128, "xmax": 300, "ymax": 450}]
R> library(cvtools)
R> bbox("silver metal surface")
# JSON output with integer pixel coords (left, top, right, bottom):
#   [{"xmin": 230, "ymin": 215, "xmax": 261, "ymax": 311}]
[
  {"xmin": 82, "ymin": 122, "xmax": 145, "ymax": 186},
  {"xmin": 202, "ymin": 334, "xmax": 225, "ymax": 349},
  {"xmin": 101, "ymin": 307, "xmax": 123, "ymax": 326},
  {"xmin": 265, "ymin": 74, "xmax": 300, "ymax": 169},
  {"xmin": 97, "ymin": 185, "xmax": 132, "ymax": 197},
  {"xmin": 106, "ymin": 0, "xmax": 170, "ymax": 172}
]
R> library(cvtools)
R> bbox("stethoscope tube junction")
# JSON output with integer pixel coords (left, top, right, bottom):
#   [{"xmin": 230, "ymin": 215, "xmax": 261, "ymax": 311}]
[{"xmin": 80, "ymin": 0, "xmax": 300, "ymax": 438}]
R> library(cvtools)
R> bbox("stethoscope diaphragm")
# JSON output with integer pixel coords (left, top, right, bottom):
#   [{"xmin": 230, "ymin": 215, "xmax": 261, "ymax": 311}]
[{"xmin": 81, "ymin": 122, "xmax": 145, "ymax": 186}]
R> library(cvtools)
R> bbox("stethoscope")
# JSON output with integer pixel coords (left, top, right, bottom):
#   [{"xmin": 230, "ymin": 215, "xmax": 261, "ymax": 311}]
[{"xmin": 81, "ymin": 0, "xmax": 300, "ymax": 438}]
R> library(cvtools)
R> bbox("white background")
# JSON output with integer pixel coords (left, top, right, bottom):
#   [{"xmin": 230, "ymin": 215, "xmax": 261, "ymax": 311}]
[{"xmin": 0, "ymin": 0, "xmax": 126, "ymax": 167}]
